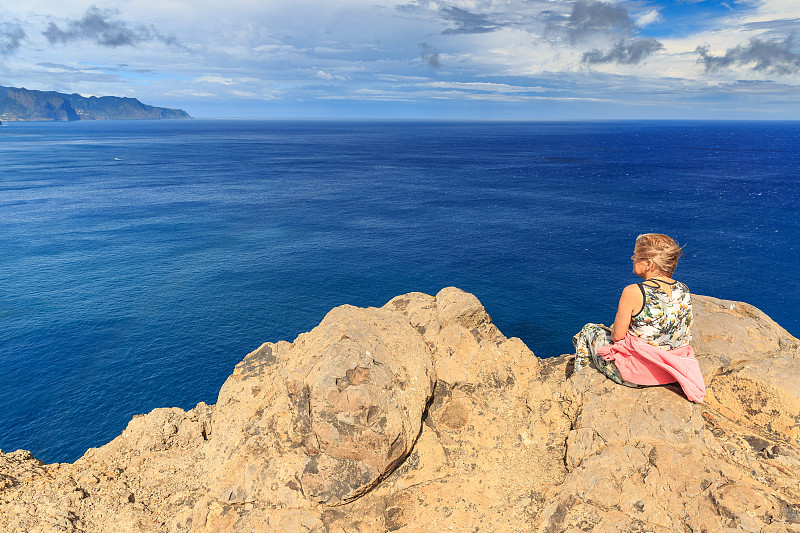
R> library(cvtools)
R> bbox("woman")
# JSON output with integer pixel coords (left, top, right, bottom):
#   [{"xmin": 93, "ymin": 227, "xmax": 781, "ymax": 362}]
[{"xmin": 572, "ymin": 233, "xmax": 705, "ymax": 402}]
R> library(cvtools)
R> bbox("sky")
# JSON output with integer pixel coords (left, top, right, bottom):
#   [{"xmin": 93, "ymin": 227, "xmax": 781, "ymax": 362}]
[{"xmin": 1, "ymin": 0, "xmax": 800, "ymax": 119}]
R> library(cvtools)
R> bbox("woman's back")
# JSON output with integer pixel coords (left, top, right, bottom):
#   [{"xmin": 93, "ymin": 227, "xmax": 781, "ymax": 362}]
[
  {"xmin": 630, "ymin": 280, "xmax": 692, "ymax": 349},
  {"xmin": 572, "ymin": 233, "xmax": 704, "ymax": 402}
]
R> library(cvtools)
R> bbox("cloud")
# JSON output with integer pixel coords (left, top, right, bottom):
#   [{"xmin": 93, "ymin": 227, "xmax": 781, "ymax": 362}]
[
  {"xmin": 0, "ymin": 21, "xmax": 26, "ymax": 55},
  {"xmin": 543, "ymin": 0, "xmax": 640, "ymax": 46},
  {"xmin": 37, "ymin": 61, "xmax": 101, "ymax": 72},
  {"xmin": 566, "ymin": 0, "xmax": 633, "ymax": 42},
  {"xmin": 166, "ymin": 89, "xmax": 219, "ymax": 98},
  {"xmin": 420, "ymin": 81, "xmax": 548, "ymax": 93},
  {"xmin": 582, "ymin": 38, "xmax": 664, "ymax": 65},
  {"xmin": 315, "ymin": 70, "xmax": 347, "ymax": 81},
  {"xmin": 420, "ymin": 43, "xmax": 441, "ymax": 68},
  {"xmin": 696, "ymin": 35, "xmax": 800, "ymax": 75},
  {"xmin": 440, "ymin": 6, "xmax": 499, "ymax": 35},
  {"xmin": 196, "ymin": 74, "xmax": 235, "ymax": 85},
  {"xmin": 741, "ymin": 18, "xmax": 800, "ymax": 33},
  {"xmin": 229, "ymin": 89, "xmax": 266, "ymax": 99},
  {"xmin": 634, "ymin": 9, "xmax": 662, "ymax": 28},
  {"xmin": 43, "ymin": 6, "xmax": 178, "ymax": 48}
]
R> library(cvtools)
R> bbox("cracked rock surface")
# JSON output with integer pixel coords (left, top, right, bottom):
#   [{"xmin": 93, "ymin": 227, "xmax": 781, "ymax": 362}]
[{"xmin": 1, "ymin": 287, "xmax": 799, "ymax": 532}]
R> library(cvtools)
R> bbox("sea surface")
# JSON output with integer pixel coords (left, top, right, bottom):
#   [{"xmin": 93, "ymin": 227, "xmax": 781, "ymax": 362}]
[{"xmin": 1, "ymin": 119, "xmax": 798, "ymax": 463}]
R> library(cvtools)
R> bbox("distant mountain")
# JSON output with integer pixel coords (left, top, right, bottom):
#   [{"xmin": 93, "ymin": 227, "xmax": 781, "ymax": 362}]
[{"xmin": 0, "ymin": 85, "xmax": 190, "ymax": 121}]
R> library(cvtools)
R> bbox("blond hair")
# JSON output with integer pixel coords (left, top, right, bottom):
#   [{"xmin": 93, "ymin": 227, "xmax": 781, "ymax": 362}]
[{"xmin": 634, "ymin": 233, "xmax": 684, "ymax": 277}]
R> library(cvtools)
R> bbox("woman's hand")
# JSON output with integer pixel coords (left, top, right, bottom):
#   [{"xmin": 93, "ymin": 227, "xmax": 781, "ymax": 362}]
[{"xmin": 611, "ymin": 284, "xmax": 643, "ymax": 342}]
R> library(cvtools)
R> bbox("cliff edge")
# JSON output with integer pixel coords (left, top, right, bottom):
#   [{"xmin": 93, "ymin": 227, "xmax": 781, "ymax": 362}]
[{"xmin": 1, "ymin": 288, "xmax": 798, "ymax": 532}]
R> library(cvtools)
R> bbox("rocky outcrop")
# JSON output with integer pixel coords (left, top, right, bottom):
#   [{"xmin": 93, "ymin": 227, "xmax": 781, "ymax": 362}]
[{"xmin": 1, "ymin": 288, "xmax": 799, "ymax": 532}]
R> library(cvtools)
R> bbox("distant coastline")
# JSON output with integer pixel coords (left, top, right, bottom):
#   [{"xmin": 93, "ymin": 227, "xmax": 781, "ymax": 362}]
[{"xmin": 0, "ymin": 85, "xmax": 190, "ymax": 122}]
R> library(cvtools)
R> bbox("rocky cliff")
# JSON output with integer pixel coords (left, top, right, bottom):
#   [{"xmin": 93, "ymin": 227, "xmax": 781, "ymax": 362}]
[
  {"xmin": 0, "ymin": 85, "xmax": 189, "ymax": 121},
  {"xmin": 1, "ymin": 288, "xmax": 798, "ymax": 532}
]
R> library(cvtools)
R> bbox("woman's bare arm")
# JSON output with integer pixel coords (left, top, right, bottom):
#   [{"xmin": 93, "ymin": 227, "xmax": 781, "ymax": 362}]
[{"xmin": 611, "ymin": 284, "xmax": 643, "ymax": 342}]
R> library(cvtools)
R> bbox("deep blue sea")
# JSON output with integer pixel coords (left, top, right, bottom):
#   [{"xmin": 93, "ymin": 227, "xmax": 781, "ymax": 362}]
[{"xmin": 1, "ymin": 119, "xmax": 798, "ymax": 463}]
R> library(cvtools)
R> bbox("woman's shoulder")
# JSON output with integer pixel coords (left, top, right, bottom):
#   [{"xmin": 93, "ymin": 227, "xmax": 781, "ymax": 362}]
[
  {"xmin": 620, "ymin": 283, "xmax": 646, "ymax": 304},
  {"xmin": 622, "ymin": 282, "xmax": 644, "ymax": 294}
]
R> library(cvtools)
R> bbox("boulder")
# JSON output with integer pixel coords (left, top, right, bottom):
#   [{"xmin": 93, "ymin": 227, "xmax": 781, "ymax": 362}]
[{"xmin": 202, "ymin": 303, "xmax": 435, "ymax": 509}]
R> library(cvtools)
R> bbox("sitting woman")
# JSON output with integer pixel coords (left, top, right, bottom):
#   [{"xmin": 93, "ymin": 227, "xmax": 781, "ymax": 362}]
[{"xmin": 572, "ymin": 233, "xmax": 705, "ymax": 402}]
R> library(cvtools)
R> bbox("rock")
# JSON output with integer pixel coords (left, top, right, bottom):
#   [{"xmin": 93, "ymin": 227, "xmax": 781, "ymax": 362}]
[
  {"xmin": 1, "ymin": 288, "xmax": 799, "ymax": 532},
  {"xmin": 196, "ymin": 301, "xmax": 436, "ymax": 515},
  {"xmin": 692, "ymin": 295, "xmax": 800, "ymax": 448}
]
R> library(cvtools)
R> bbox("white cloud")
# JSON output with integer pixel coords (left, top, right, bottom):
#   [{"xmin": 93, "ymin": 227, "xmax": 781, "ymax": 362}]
[
  {"xmin": 165, "ymin": 88, "xmax": 218, "ymax": 98},
  {"xmin": 195, "ymin": 74, "xmax": 234, "ymax": 85},
  {"xmin": 315, "ymin": 70, "xmax": 347, "ymax": 81},
  {"xmin": 634, "ymin": 9, "xmax": 662, "ymax": 28},
  {"xmin": 228, "ymin": 89, "xmax": 266, "ymax": 99},
  {"xmin": 420, "ymin": 81, "xmax": 548, "ymax": 93},
  {"xmin": 743, "ymin": 0, "xmax": 800, "ymax": 21}
]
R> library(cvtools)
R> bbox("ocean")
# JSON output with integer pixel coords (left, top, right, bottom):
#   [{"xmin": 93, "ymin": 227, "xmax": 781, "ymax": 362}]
[{"xmin": 1, "ymin": 119, "xmax": 798, "ymax": 463}]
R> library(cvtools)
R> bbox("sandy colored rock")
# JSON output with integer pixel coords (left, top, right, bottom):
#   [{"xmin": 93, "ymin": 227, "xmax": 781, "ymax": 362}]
[
  {"xmin": 692, "ymin": 294, "xmax": 800, "ymax": 449},
  {"xmin": 1, "ymin": 288, "xmax": 799, "ymax": 532},
  {"xmin": 203, "ymin": 303, "xmax": 435, "ymax": 509}
]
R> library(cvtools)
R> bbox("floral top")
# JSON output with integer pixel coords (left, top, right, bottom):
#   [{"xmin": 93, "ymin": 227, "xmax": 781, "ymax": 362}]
[{"xmin": 630, "ymin": 280, "xmax": 693, "ymax": 349}]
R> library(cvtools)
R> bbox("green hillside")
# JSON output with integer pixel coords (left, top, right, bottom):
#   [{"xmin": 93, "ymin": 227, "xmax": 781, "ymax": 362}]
[{"xmin": 0, "ymin": 86, "xmax": 190, "ymax": 121}]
